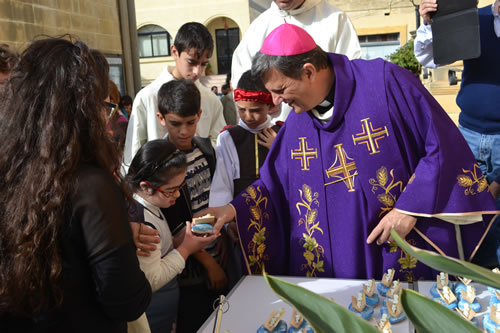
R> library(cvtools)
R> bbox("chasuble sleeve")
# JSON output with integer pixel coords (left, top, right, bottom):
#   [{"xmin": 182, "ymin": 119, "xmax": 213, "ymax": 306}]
[
  {"xmin": 383, "ymin": 63, "xmax": 498, "ymax": 218},
  {"xmin": 231, "ymin": 124, "xmax": 291, "ymax": 275}
]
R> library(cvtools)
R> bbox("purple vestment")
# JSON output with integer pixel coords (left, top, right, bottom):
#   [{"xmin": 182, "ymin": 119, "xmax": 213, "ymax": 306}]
[{"xmin": 232, "ymin": 54, "xmax": 498, "ymax": 281}]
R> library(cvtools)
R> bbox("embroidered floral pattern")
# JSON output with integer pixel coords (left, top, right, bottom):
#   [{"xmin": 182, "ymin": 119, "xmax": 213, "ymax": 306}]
[
  {"xmin": 370, "ymin": 167, "xmax": 418, "ymax": 281},
  {"xmin": 389, "ymin": 239, "xmax": 418, "ymax": 282},
  {"xmin": 296, "ymin": 184, "xmax": 324, "ymax": 277},
  {"xmin": 457, "ymin": 164, "xmax": 489, "ymax": 195},
  {"xmin": 243, "ymin": 185, "xmax": 269, "ymax": 274},
  {"xmin": 369, "ymin": 166, "xmax": 404, "ymax": 217}
]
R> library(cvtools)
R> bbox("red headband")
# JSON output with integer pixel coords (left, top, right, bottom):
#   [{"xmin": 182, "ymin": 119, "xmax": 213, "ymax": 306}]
[{"xmin": 234, "ymin": 88, "xmax": 274, "ymax": 106}]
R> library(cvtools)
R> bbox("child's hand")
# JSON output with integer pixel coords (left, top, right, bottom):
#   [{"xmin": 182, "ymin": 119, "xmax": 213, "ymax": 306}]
[
  {"xmin": 176, "ymin": 222, "xmax": 218, "ymax": 260},
  {"xmin": 257, "ymin": 128, "xmax": 277, "ymax": 149},
  {"xmin": 206, "ymin": 262, "xmax": 228, "ymax": 291}
]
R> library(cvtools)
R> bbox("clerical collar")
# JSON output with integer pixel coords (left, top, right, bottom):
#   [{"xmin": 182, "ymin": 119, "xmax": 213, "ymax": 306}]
[{"xmin": 313, "ymin": 83, "xmax": 335, "ymax": 114}]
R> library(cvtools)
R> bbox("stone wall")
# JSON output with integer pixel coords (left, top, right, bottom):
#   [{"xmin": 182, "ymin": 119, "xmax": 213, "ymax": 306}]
[{"xmin": 0, "ymin": 0, "xmax": 122, "ymax": 55}]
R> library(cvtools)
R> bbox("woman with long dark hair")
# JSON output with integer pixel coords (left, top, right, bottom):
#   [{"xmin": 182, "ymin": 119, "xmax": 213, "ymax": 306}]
[{"xmin": 0, "ymin": 38, "xmax": 151, "ymax": 332}]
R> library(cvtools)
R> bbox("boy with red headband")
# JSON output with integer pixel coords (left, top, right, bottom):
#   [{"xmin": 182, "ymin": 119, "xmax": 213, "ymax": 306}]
[{"xmin": 209, "ymin": 70, "xmax": 281, "ymax": 207}]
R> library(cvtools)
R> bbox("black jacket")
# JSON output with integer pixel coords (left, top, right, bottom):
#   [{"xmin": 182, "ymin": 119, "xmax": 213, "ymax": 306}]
[{"xmin": 1, "ymin": 165, "xmax": 152, "ymax": 333}]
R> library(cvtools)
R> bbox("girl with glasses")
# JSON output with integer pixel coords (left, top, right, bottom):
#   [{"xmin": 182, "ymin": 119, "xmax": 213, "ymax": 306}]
[{"xmin": 125, "ymin": 139, "xmax": 218, "ymax": 333}]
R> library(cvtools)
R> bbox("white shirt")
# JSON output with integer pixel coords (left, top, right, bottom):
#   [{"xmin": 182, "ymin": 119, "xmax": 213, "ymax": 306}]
[
  {"xmin": 123, "ymin": 66, "xmax": 226, "ymax": 170},
  {"xmin": 414, "ymin": 2, "xmax": 500, "ymax": 68},
  {"xmin": 208, "ymin": 117, "xmax": 273, "ymax": 207},
  {"xmin": 231, "ymin": 0, "xmax": 361, "ymax": 123},
  {"xmin": 133, "ymin": 194, "xmax": 185, "ymax": 292}
]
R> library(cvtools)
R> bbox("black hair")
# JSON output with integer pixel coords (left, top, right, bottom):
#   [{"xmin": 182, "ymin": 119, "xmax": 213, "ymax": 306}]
[
  {"xmin": 221, "ymin": 83, "xmax": 230, "ymax": 91},
  {"xmin": 174, "ymin": 22, "xmax": 214, "ymax": 58},
  {"xmin": 252, "ymin": 45, "xmax": 330, "ymax": 80},
  {"xmin": 119, "ymin": 95, "xmax": 133, "ymax": 107},
  {"xmin": 125, "ymin": 139, "xmax": 187, "ymax": 193},
  {"xmin": 157, "ymin": 79, "xmax": 201, "ymax": 117},
  {"xmin": 237, "ymin": 69, "xmax": 268, "ymax": 92}
]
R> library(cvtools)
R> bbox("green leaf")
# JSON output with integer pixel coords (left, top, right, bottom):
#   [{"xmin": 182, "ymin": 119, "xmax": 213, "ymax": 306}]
[
  {"xmin": 391, "ymin": 229, "xmax": 500, "ymax": 289},
  {"xmin": 401, "ymin": 289, "xmax": 481, "ymax": 333},
  {"xmin": 263, "ymin": 273, "xmax": 379, "ymax": 333}
]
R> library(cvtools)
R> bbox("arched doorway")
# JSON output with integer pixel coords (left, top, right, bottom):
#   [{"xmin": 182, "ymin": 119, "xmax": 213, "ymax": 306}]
[{"xmin": 206, "ymin": 17, "xmax": 240, "ymax": 75}]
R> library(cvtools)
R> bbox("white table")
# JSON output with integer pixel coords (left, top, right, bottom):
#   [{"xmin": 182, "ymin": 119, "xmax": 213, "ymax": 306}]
[{"xmin": 198, "ymin": 275, "xmax": 413, "ymax": 333}]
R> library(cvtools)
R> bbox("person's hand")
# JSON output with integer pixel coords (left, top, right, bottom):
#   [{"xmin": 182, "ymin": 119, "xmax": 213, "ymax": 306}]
[
  {"xmin": 491, "ymin": 181, "xmax": 500, "ymax": 199},
  {"xmin": 419, "ymin": 0, "xmax": 438, "ymax": 25},
  {"xmin": 195, "ymin": 205, "xmax": 236, "ymax": 234},
  {"xmin": 176, "ymin": 222, "xmax": 219, "ymax": 260},
  {"xmin": 258, "ymin": 128, "xmax": 277, "ymax": 149},
  {"xmin": 366, "ymin": 210, "xmax": 417, "ymax": 245},
  {"xmin": 130, "ymin": 222, "xmax": 160, "ymax": 257},
  {"xmin": 206, "ymin": 262, "xmax": 228, "ymax": 291}
]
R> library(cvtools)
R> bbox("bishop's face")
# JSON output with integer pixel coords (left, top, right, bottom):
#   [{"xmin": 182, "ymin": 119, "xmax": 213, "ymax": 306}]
[
  {"xmin": 273, "ymin": 0, "xmax": 305, "ymax": 11},
  {"xmin": 262, "ymin": 67, "xmax": 323, "ymax": 114}
]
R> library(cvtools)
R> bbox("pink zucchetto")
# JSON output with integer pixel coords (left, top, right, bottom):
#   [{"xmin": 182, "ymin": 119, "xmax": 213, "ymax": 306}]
[{"xmin": 260, "ymin": 23, "xmax": 317, "ymax": 56}]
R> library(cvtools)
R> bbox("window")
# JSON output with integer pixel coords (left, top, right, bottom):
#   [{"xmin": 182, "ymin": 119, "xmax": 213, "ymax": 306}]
[
  {"xmin": 106, "ymin": 55, "xmax": 125, "ymax": 95},
  {"xmin": 138, "ymin": 25, "xmax": 172, "ymax": 58},
  {"xmin": 216, "ymin": 28, "xmax": 240, "ymax": 74},
  {"xmin": 358, "ymin": 33, "xmax": 400, "ymax": 60}
]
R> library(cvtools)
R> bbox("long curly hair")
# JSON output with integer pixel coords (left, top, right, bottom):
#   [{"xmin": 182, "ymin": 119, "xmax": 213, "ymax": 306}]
[{"xmin": 0, "ymin": 37, "xmax": 121, "ymax": 316}]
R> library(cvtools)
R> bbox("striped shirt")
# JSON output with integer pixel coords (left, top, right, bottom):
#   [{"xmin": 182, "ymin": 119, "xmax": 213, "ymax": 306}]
[{"xmin": 183, "ymin": 146, "xmax": 211, "ymax": 216}]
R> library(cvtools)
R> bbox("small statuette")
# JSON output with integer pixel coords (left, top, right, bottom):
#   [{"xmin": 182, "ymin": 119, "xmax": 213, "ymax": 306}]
[
  {"xmin": 386, "ymin": 280, "xmax": 401, "ymax": 299},
  {"xmin": 454, "ymin": 276, "xmax": 472, "ymax": 296},
  {"xmin": 462, "ymin": 285, "xmax": 476, "ymax": 303},
  {"xmin": 483, "ymin": 304, "xmax": 500, "ymax": 333},
  {"xmin": 257, "ymin": 309, "xmax": 287, "ymax": 333},
  {"xmin": 265, "ymin": 309, "xmax": 285, "ymax": 331},
  {"xmin": 457, "ymin": 277, "xmax": 472, "ymax": 286},
  {"xmin": 288, "ymin": 310, "xmax": 313, "ymax": 333},
  {"xmin": 437, "ymin": 272, "xmax": 449, "ymax": 290},
  {"xmin": 380, "ymin": 294, "xmax": 406, "ymax": 324},
  {"xmin": 290, "ymin": 311, "xmax": 303, "ymax": 329},
  {"xmin": 348, "ymin": 292, "xmax": 374, "ymax": 321},
  {"xmin": 457, "ymin": 284, "xmax": 481, "ymax": 312},
  {"xmin": 364, "ymin": 279, "xmax": 376, "ymax": 297},
  {"xmin": 434, "ymin": 286, "xmax": 457, "ymax": 310},
  {"xmin": 456, "ymin": 302, "xmax": 477, "ymax": 322},
  {"xmin": 430, "ymin": 272, "xmax": 453, "ymax": 298},
  {"xmin": 382, "ymin": 269, "xmax": 395, "ymax": 288},
  {"xmin": 363, "ymin": 279, "xmax": 380, "ymax": 307},
  {"xmin": 376, "ymin": 313, "xmax": 392, "ymax": 333},
  {"xmin": 377, "ymin": 268, "xmax": 395, "ymax": 296}
]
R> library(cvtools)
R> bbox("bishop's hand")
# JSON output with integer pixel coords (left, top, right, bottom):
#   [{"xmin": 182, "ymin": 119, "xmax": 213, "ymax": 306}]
[
  {"xmin": 366, "ymin": 210, "xmax": 417, "ymax": 246},
  {"xmin": 195, "ymin": 204, "xmax": 236, "ymax": 234}
]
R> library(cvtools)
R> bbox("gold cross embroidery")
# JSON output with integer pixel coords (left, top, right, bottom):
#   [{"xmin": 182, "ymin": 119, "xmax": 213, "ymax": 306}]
[
  {"xmin": 291, "ymin": 137, "xmax": 318, "ymax": 171},
  {"xmin": 352, "ymin": 118, "xmax": 389, "ymax": 155},
  {"xmin": 325, "ymin": 144, "xmax": 357, "ymax": 192}
]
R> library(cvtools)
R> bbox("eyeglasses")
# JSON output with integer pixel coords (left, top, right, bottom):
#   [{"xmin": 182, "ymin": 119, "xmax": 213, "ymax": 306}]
[
  {"xmin": 104, "ymin": 102, "xmax": 117, "ymax": 119},
  {"xmin": 144, "ymin": 180, "xmax": 186, "ymax": 197}
]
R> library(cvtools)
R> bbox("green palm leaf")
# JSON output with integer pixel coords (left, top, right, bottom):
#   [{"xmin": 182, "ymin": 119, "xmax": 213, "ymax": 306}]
[
  {"xmin": 263, "ymin": 273, "xmax": 378, "ymax": 333},
  {"xmin": 391, "ymin": 229, "xmax": 500, "ymax": 289}
]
